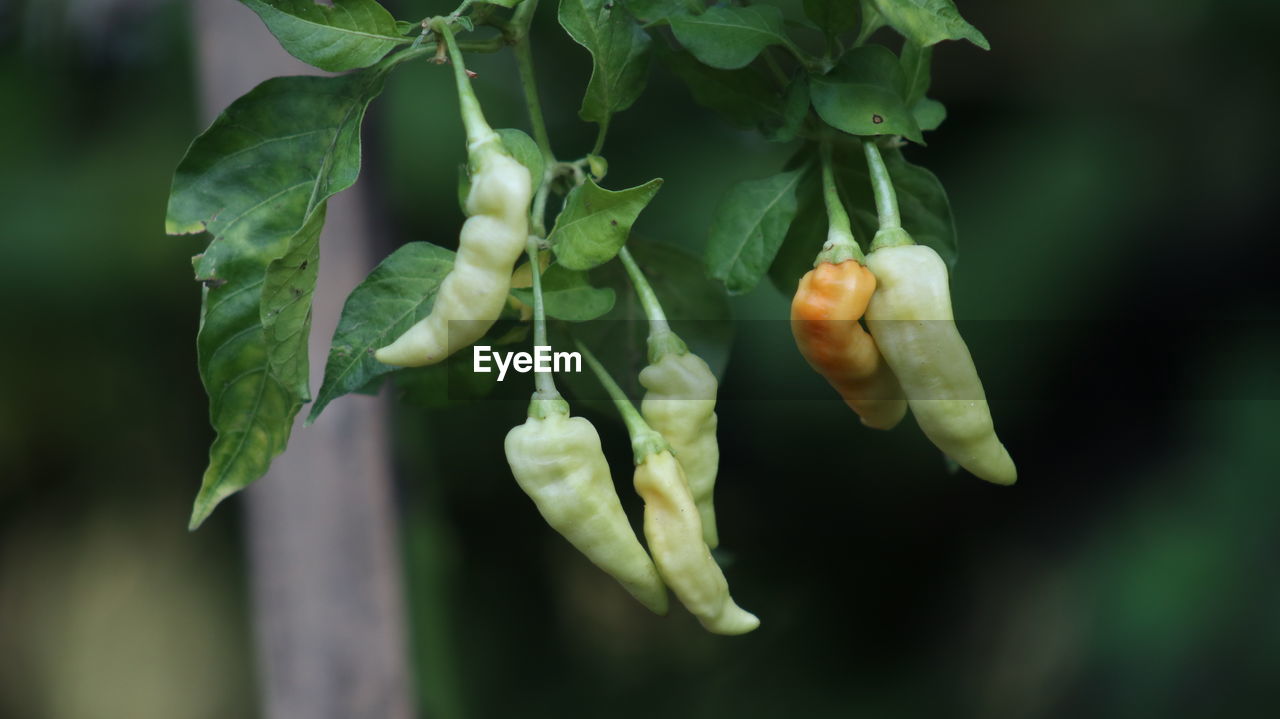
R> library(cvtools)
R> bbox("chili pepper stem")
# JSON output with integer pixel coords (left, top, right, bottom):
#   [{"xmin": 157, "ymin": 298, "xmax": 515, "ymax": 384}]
[
  {"xmin": 575, "ymin": 339, "xmax": 669, "ymax": 462},
  {"xmin": 862, "ymin": 139, "xmax": 915, "ymax": 251},
  {"xmin": 527, "ymin": 236, "xmax": 568, "ymax": 419},
  {"xmin": 617, "ymin": 246, "xmax": 688, "ymax": 363},
  {"xmin": 817, "ymin": 139, "xmax": 864, "ymax": 266},
  {"xmin": 433, "ymin": 19, "xmax": 501, "ymax": 159}
]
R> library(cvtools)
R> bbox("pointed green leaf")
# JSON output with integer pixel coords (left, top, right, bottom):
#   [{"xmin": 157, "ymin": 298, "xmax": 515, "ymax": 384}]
[
  {"xmin": 705, "ymin": 168, "xmax": 805, "ymax": 294},
  {"xmin": 810, "ymin": 45, "xmax": 923, "ymax": 144},
  {"xmin": 167, "ymin": 70, "xmax": 388, "ymax": 527},
  {"xmin": 549, "ymin": 178, "xmax": 663, "ymax": 270},
  {"xmin": 239, "ymin": 0, "xmax": 408, "ymax": 72},
  {"xmin": 870, "ymin": 0, "xmax": 989, "ymax": 50},
  {"xmin": 559, "ymin": 0, "xmax": 653, "ymax": 124},
  {"xmin": 510, "ymin": 264, "xmax": 616, "ymax": 321},
  {"xmin": 308, "ymin": 242, "xmax": 455, "ymax": 424},
  {"xmin": 669, "ymin": 5, "xmax": 789, "ymax": 70}
]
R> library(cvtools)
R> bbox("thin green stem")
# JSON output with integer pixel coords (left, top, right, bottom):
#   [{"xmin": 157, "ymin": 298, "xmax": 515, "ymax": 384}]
[
  {"xmin": 617, "ymin": 247, "xmax": 686, "ymax": 361},
  {"xmin": 863, "ymin": 139, "xmax": 900, "ymax": 230},
  {"xmin": 591, "ymin": 118, "xmax": 609, "ymax": 156},
  {"xmin": 511, "ymin": 0, "xmax": 555, "ymax": 166},
  {"xmin": 433, "ymin": 20, "xmax": 497, "ymax": 149},
  {"xmin": 780, "ymin": 38, "xmax": 818, "ymax": 73},
  {"xmin": 575, "ymin": 340, "xmax": 667, "ymax": 462},
  {"xmin": 529, "ymin": 176, "xmax": 551, "ymax": 237},
  {"xmin": 528, "ymin": 238, "xmax": 555, "ymax": 395},
  {"xmin": 381, "ymin": 37, "xmax": 504, "ymax": 72},
  {"xmin": 862, "ymin": 139, "xmax": 915, "ymax": 250},
  {"xmin": 817, "ymin": 139, "xmax": 863, "ymax": 265},
  {"xmin": 526, "ymin": 236, "xmax": 567, "ymax": 418}
]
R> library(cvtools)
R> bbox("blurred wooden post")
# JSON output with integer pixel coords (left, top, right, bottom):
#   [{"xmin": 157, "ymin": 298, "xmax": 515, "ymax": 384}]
[{"xmin": 191, "ymin": 3, "xmax": 415, "ymax": 718}]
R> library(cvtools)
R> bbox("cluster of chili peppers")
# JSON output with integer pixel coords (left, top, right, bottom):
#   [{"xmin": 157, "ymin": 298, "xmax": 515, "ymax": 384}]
[
  {"xmin": 379, "ymin": 23, "xmax": 1011, "ymax": 637},
  {"xmin": 791, "ymin": 140, "xmax": 1016, "ymax": 486}
]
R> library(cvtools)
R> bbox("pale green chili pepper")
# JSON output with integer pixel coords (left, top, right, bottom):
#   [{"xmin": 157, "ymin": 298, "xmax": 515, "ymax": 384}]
[
  {"xmin": 376, "ymin": 21, "xmax": 532, "ymax": 367},
  {"xmin": 619, "ymin": 247, "xmax": 724, "ymax": 548},
  {"xmin": 860, "ymin": 140, "xmax": 1016, "ymax": 485},
  {"xmin": 579, "ymin": 340, "xmax": 759, "ymax": 636}
]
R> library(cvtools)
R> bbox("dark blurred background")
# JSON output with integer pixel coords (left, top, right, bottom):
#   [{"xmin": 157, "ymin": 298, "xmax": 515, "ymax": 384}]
[{"xmin": 3, "ymin": 0, "xmax": 1279, "ymax": 717}]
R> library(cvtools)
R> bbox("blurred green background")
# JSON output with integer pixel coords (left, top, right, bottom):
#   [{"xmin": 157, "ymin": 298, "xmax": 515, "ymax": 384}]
[{"xmin": 2, "ymin": 0, "xmax": 1279, "ymax": 717}]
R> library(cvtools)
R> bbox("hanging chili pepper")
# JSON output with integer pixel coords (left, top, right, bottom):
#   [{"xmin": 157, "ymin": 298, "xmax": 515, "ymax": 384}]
[
  {"xmin": 504, "ymin": 237, "xmax": 668, "ymax": 613},
  {"xmin": 618, "ymin": 247, "xmax": 725, "ymax": 548},
  {"xmin": 376, "ymin": 21, "xmax": 532, "ymax": 367},
  {"xmin": 790, "ymin": 141, "xmax": 907, "ymax": 430},
  {"xmin": 579, "ymin": 340, "xmax": 759, "ymax": 635},
  {"xmin": 860, "ymin": 140, "xmax": 1016, "ymax": 485}
]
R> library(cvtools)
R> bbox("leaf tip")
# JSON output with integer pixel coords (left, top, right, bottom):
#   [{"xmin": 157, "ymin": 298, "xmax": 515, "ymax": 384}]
[{"xmin": 166, "ymin": 216, "xmax": 208, "ymax": 236}]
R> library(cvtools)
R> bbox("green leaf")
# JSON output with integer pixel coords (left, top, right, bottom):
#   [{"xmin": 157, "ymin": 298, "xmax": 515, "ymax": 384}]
[
  {"xmin": 563, "ymin": 238, "xmax": 733, "ymax": 411},
  {"xmin": 510, "ymin": 264, "xmax": 616, "ymax": 321},
  {"xmin": 623, "ymin": 0, "xmax": 694, "ymax": 25},
  {"xmin": 899, "ymin": 41, "xmax": 932, "ymax": 106},
  {"xmin": 185, "ymin": 208, "xmax": 325, "ymax": 531},
  {"xmin": 767, "ymin": 166, "xmax": 824, "ymax": 295},
  {"xmin": 810, "ymin": 45, "xmax": 923, "ymax": 144},
  {"xmin": 870, "ymin": 0, "xmax": 989, "ymax": 50},
  {"xmin": 261, "ymin": 205, "xmax": 325, "ymax": 399},
  {"xmin": 668, "ymin": 5, "xmax": 789, "ymax": 70},
  {"xmin": 705, "ymin": 168, "xmax": 805, "ymax": 294},
  {"xmin": 661, "ymin": 48, "xmax": 787, "ymax": 131},
  {"xmin": 912, "ymin": 97, "xmax": 946, "ymax": 131},
  {"xmin": 559, "ymin": 0, "xmax": 653, "ymax": 125},
  {"xmin": 308, "ymin": 242, "xmax": 455, "ymax": 424},
  {"xmin": 899, "ymin": 42, "xmax": 946, "ymax": 132},
  {"xmin": 239, "ymin": 0, "xmax": 408, "ymax": 72},
  {"xmin": 496, "ymin": 128, "xmax": 546, "ymax": 195},
  {"xmin": 549, "ymin": 178, "xmax": 663, "ymax": 270},
  {"xmin": 167, "ymin": 70, "xmax": 388, "ymax": 527},
  {"xmin": 480, "ymin": 0, "xmax": 522, "ymax": 8},
  {"xmin": 762, "ymin": 74, "xmax": 810, "ymax": 143},
  {"xmin": 803, "ymin": 0, "xmax": 857, "ymax": 37}
]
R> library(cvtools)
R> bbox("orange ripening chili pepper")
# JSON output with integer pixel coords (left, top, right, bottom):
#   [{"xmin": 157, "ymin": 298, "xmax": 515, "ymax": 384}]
[{"xmin": 791, "ymin": 260, "xmax": 908, "ymax": 430}]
